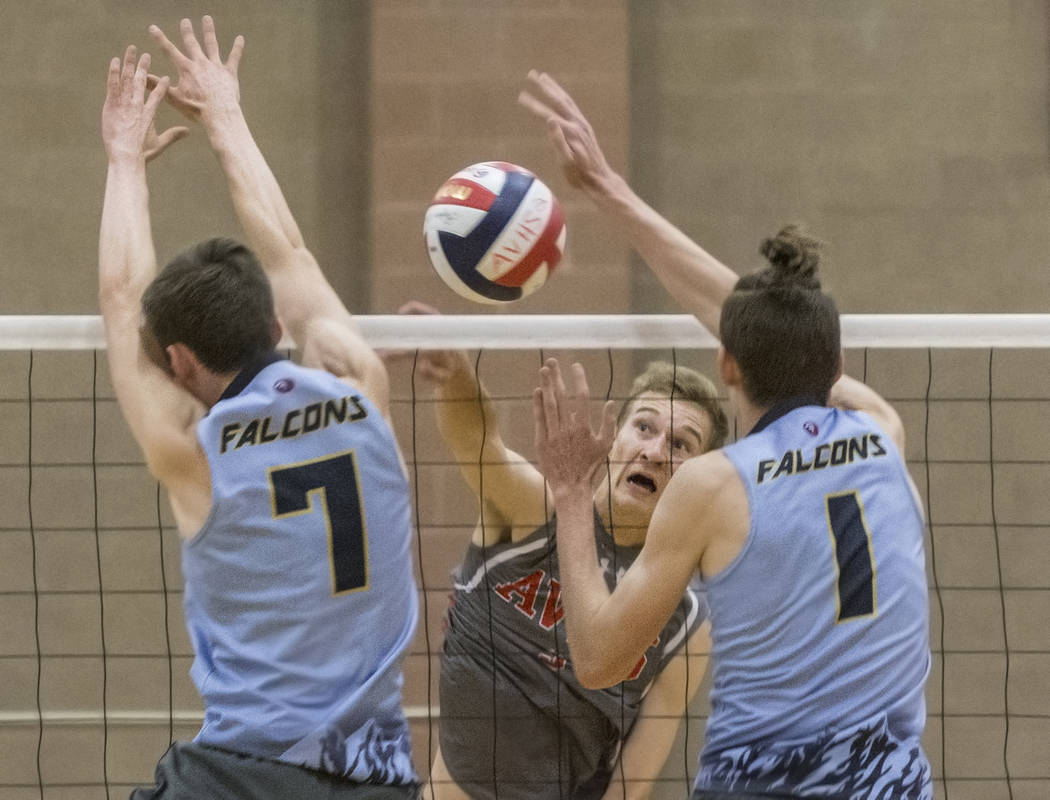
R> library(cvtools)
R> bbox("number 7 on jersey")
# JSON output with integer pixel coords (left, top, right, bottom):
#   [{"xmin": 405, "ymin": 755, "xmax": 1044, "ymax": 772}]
[{"xmin": 269, "ymin": 451, "xmax": 369, "ymax": 595}]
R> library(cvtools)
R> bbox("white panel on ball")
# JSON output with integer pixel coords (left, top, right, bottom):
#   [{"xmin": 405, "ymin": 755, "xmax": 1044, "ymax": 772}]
[{"xmin": 422, "ymin": 161, "xmax": 565, "ymax": 304}]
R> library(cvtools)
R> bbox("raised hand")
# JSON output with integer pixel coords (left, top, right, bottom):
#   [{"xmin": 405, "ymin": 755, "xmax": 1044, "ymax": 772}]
[
  {"xmin": 148, "ymin": 15, "xmax": 244, "ymax": 122},
  {"xmin": 518, "ymin": 70, "xmax": 616, "ymax": 193},
  {"xmin": 533, "ymin": 358, "xmax": 616, "ymax": 497},
  {"xmin": 380, "ymin": 301, "xmax": 475, "ymax": 386},
  {"xmin": 143, "ymin": 119, "xmax": 189, "ymax": 163},
  {"xmin": 102, "ymin": 46, "xmax": 186, "ymax": 164}
]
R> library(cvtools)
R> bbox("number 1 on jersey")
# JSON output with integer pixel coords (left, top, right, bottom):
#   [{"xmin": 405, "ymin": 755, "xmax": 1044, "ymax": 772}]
[
  {"xmin": 825, "ymin": 490, "xmax": 877, "ymax": 622},
  {"xmin": 269, "ymin": 451, "xmax": 369, "ymax": 595}
]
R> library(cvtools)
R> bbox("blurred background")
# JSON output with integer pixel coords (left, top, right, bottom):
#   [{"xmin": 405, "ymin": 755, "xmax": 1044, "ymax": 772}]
[{"xmin": 2, "ymin": 0, "xmax": 1048, "ymax": 317}]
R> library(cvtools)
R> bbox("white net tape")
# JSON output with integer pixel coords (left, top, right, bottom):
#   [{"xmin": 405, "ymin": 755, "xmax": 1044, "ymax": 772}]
[{"xmin": 3, "ymin": 313, "xmax": 1050, "ymax": 350}]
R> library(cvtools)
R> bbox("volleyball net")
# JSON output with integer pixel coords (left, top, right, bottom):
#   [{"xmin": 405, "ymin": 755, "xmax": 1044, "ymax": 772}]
[{"xmin": 2, "ymin": 313, "xmax": 1049, "ymax": 799}]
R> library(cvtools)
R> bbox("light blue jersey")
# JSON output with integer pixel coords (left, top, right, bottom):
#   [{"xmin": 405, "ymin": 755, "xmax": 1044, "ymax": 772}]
[
  {"xmin": 182, "ymin": 353, "xmax": 418, "ymax": 785},
  {"xmin": 697, "ymin": 401, "xmax": 931, "ymax": 799}
]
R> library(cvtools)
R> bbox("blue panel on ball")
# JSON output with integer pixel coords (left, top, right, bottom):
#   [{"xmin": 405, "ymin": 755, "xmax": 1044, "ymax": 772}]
[{"xmin": 437, "ymin": 170, "xmax": 534, "ymax": 302}]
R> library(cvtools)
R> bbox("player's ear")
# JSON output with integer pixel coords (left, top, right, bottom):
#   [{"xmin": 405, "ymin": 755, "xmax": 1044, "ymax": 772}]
[
  {"xmin": 140, "ymin": 324, "xmax": 172, "ymax": 375},
  {"xmin": 717, "ymin": 346, "xmax": 741, "ymax": 389},
  {"xmin": 166, "ymin": 342, "xmax": 198, "ymax": 386}
]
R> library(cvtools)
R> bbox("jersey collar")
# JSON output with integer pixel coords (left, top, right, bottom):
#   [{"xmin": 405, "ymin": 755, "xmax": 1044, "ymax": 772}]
[
  {"xmin": 748, "ymin": 394, "xmax": 826, "ymax": 437},
  {"xmin": 218, "ymin": 351, "xmax": 286, "ymax": 402}
]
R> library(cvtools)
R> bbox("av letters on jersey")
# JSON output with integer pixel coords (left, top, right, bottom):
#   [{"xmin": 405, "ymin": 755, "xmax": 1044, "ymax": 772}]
[{"xmin": 493, "ymin": 569, "xmax": 655, "ymax": 679}]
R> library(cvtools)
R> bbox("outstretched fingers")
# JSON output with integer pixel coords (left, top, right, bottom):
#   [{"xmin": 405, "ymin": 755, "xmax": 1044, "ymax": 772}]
[
  {"xmin": 105, "ymin": 56, "xmax": 121, "ymax": 103},
  {"xmin": 567, "ymin": 362, "xmax": 612, "ymax": 449},
  {"xmin": 539, "ymin": 359, "xmax": 562, "ymax": 436},
  {"xmin": 103, "ymin": 46, "xmax": 179, "ymax": 163},
  {"xmin": 199, "ymin": 14, "xmax": 244, "ymax": 68},
  {"xmin": 143, "ymin": 73, "xmax": 169, "ymax": 119},
  {"xmin": 144, "ymin": 121, "xmax": 190, "ymax": 164},
  {"xmin": 518, "ymin": 86, "xmax": 561, "ymax": 124},
  {"xmin": 547, "ymin": 117, "xmax": 576, "ymax": 158},
  {"xmin": 119, "ymin": 46, "xmax": 138, "ymax": 99},
  {"xmin": 148, "ymin": 24, "xmax": 190, "ymax": 67},
  {"xmin": 550, "ymin": 357, "xmax": 568, "ymax": 399},
  {"xmin": 533, "ymin": 387, "xmax": 548, "ymax": 453},
  {"xmin": 132, "ymin": 53, "xmax": 153, "ymax": 106},
  {"xmin": 179, "ymin": 17, "xmax": 206, "ymax": 60},
  {"xmin": 226, "ymin": 34, "xmax": 245, "ymax": 74},
  {"xmin": 597, "ymin": 399, "xmax": 617, "ymax": 452},
  {"xmin": 567, "ymin": 361, "xmax": 591, "ymax": 423},
  {"xmin": 397, "ymin": 299, "xmax": 440, "ymax": 316},
  {"xmin": 526, "ymin": 69, "xmax": 586, "ymax": 126},
  {"xmin": 200, "ymin": 15, "xmax": 221, "ymax": 60}
]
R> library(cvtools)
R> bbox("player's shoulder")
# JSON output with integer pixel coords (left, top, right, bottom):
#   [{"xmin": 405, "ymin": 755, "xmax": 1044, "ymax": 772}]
[
  {"xmin": 659, "ymin": 450, "xmax": 744, "ymax": 529},
  {"xmin": 674, "ymin": 448, "xmax": 741, "ymax": 494},
  {"xmin": 296, "ymin": 318, "xmax": 390, "ymax": 416}
]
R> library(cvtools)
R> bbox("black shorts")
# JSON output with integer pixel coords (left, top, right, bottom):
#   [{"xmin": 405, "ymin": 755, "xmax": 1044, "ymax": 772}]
[{"xmin": 130, "ymin": 741, "xmax": 420, "ymax": 800}]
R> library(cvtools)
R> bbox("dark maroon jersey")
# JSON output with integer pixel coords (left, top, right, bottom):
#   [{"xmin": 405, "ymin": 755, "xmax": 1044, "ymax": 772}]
[{"xmin": 439, "ymin": 507, "xmax": 708, "ymax": 799}]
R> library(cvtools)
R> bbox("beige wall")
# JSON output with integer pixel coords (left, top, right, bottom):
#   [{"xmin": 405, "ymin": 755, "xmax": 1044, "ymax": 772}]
[
  {"xmin": 368, "ymin": 0, "xmax": 632, "ymax": 314},
  {"xmin": 0, "ymin": 0, "xmax": 370, "ymax": 314},
  {"xmin": 3, "ymin": 1, "xmax": 1046, "ymax": 315},
  {"xmin": 629, "ymin": 0, "xmax": 1050, "ymax": 313},
  {"xmin": 1, "ymin": 2, "xmax": 1049, "ymax": 798}
]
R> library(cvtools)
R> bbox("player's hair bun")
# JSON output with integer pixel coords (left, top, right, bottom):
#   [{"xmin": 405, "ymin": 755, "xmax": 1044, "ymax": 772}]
[{"xmin": 758, "ymin": 224, "xmax": 823, "ymax": 289}]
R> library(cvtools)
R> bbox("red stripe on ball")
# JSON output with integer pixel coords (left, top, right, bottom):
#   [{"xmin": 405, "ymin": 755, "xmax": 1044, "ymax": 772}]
[{"xmin": 494, "ymin": 199, "xmax": 565, "ymax": 287}]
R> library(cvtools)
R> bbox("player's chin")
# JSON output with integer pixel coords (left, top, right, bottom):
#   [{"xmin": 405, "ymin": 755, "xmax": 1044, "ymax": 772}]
[{"xmin": 612, "ymin": 485, "xmax": 659, "ymax": 520}]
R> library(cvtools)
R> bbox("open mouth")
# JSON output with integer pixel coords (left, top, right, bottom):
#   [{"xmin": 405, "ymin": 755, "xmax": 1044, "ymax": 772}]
[{"xmin": 626, "ymin": 473, "xmax": 657, "ymax": 493}]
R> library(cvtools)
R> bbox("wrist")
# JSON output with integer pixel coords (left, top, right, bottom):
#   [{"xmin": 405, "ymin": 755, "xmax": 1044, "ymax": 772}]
[
  {"xmin": 551, "ymin": 482, "xmax": 594, "ymax": 508},
  {"xmin": 202, "ymin": 103, "xmax": 248, "ymax": 143},
  {"xmin": 437, "ymin": 360, "xmax": 481, "ymax": 397},
  {"xmin": 106, "ymin": 149, "xmax": 147, "ymax": 169},
  {"xmin": 585, "ymin": 169, "xmax": 630, "ymax": 209}
]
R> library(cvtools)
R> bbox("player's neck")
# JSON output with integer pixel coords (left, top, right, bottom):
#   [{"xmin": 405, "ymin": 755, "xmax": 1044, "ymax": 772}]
[
  {"xmin": 194, "ymin": 369, "xmax": 242, "ymax": 408},
  {"xmin": 731, "ymin": 391, "xmax": 768, "ymax": 438},
  {"xmin": 593, "ymin": 482, "xmax": 650, "ymax": 546},
  {"xmin": 168, "ymin": 343, "xmax": 242, "ymax": 408}
]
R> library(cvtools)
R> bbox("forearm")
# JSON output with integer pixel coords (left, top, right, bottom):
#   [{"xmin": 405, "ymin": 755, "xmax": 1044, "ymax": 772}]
[
  {"xmin": 202, "ymin": 104, "xmax": 307, "ymax": 269},
  {"xmin": 434, "ymin": 363, "xmax": 507, "ymax": 485},
  {"xmin": 552, "ymin": 484, "xmax": 623, "ymax": 687},
  {"xmin": 586, "ymin": 173, "xmax": 737, "ymax": 336},
  {"xmin": 605, "ymin": 644, "xmax": 704, "ymax": 800},
  {"xmin": 602, "ymin": 739, "xmax": 668, "ymax": 800},
  {"xmin": 830, "ymin": 374, "xmax": 905, "ymax": 452},
  {"xmin": 99, "ymin": 158, "xmax": 157, "ymax": 309},
  {"xmin": 436, "ymin": 363, "xmax": 490, "ymax": 440},
  {"xmin": 97, "ymin": 155, "xmax": 169, "ymax": 452}
]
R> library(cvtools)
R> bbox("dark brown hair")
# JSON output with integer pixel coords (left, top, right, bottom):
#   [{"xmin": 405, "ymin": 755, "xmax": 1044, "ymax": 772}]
[
  {"xmin": 142, "ymin": 237, "xmax": 277, "ymax": 373},
  {"xmin": 719, "ymin": 225, "xmax": 841, "ymax": 407}
]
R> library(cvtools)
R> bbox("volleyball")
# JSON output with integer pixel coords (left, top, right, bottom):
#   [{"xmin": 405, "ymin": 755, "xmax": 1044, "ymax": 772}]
[{"xmin": 423, "ymin": 161, "xmax": 566, "ymax": 304}]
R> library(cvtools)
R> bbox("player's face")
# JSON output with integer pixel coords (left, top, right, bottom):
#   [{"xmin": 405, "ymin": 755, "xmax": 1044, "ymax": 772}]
[{"xmin": 606, "ymin": 394, "xmax": 713, "ymax": 524}]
